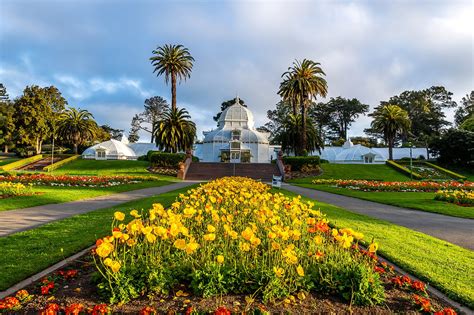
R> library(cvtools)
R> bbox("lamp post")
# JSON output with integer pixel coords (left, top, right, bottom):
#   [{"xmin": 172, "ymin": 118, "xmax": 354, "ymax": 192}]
[{"xmin": 409, "ymin": 142, "xmax": 413, "ymax": 180}]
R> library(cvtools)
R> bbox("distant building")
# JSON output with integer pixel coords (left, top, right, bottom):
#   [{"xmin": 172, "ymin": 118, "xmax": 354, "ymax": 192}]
[{"xmin": 82, "ymin": 138, "xmax": 159, "ymax": 160}]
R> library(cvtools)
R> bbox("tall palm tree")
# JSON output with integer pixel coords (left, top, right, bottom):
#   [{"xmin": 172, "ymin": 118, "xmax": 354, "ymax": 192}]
[
  {"xmin": 370, "ymin": 104, "xmax": 411, "ymax": 160},
  {"xmin": 278, "ymin": 59, "xmax": 328, "ymax": 155},
  {"xmin": 58, "ymin": 108, "xmax": 98, "ymax": 154},
  {"xmin": 154, "ymin": 107, "xmax": 196, "ymax": 153},
  {"xmin": 150, "ymin": 44, "xmax": 194, "ymax": 111},
  {"xmin": 276, "ymin": 114, "xmax": 323, "ymax": 156}
]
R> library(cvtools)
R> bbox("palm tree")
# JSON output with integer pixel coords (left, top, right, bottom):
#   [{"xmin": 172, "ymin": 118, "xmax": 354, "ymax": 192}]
[
  {"xmin": 58, "ymin": 108, "xmax": 98, "ymax": 154},
  {"xmin": 370, "ymin": 105, "xmax": 411, "ymax": 160},
  {"xmin": 150, "ymin": 44, "xmax": 194, "ymax": 111},
  {"xmin": 278, "ymin": 59, "xmax": 327, "ymax": 155},
  {"xmin": 275, "ymin": 114, "xmax": 323, "ymax": 156},
  {"xmin": 154, "ymin": 107, "xmax": 196, "ymax": 153}
]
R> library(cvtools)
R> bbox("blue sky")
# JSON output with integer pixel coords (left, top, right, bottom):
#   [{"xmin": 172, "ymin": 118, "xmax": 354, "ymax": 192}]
[{"xmin": 1, "ymin": 0, "xmax": 473, "ymax": 141}]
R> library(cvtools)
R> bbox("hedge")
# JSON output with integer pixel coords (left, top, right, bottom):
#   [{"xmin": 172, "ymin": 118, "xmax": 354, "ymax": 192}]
[
  {"xmin": 0, "ymin": 155, "xmax": 43, "ymax": 171},
  {"xmin": 282, "ymin": 156, "xmax": 321, "ymax": 171},
  {"xmin": 149, "ymin": 152, "xmax": 188, "ymax": 168},
  {"xmin": 424, "ymin": 162, "xmax": 467, "ymax": 180},
  {"xmin": 386, "ymin": 160, "xmax": 423, "ymax": 180},
  {"xmin": 43, "ymin": 155, "xmax": 80, "ymax": 172}
]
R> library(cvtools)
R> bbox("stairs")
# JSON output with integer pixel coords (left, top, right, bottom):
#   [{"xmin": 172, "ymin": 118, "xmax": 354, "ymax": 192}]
[{"xmin": 185, "ymin": 162, "xmax": 282, "ymax": 182}]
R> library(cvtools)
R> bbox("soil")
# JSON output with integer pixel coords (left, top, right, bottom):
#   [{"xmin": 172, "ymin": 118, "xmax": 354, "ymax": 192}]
[{"xmin": 11, "ymin": 254, "xmax": 455, "ymax": 314}]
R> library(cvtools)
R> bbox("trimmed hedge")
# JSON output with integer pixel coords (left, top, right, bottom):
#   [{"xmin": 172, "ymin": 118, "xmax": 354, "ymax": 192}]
[
  {"xmin": 43, "ymin": 155, "xmax": 80, "ymax": 172},
  {"xmin": 0, "ymin": 155, "xmax": 43, "ymax": 171},
  {"xmin": 149, "ymin": 152, "xmax": 187, "ymax": 168},
  {"xmin": 424, "ymin": 162, "xmax": 467, "ymax": 180},
  {"xmin": 282, "ymin": 156, "xmax": 321, "ymax": 171},
  {"xmin": 386, "ymin": 160, "xmax": 423, "ymax": 180}
]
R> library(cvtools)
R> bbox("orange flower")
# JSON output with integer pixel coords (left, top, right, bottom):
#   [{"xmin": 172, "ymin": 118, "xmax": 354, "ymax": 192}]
[
  {"xmin": 64, "ymin": 303, "xmax": 84, "ymax": 315},
  {"xmin": 139, "ymin": 306, "xmax": 156, "ymax": 315}
]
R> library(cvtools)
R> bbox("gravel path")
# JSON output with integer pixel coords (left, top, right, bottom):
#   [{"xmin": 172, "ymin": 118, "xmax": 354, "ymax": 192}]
[
  {"xmin": 283, "ymin": 184, "xmax": 474, "ymax": 251},
  {"xmin": 0, "ymin": 181, "xmax": 198, "ymax": 237}
]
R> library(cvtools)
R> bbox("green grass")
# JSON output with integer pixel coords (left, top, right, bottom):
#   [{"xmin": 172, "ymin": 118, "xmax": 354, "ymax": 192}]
[
  {"xmin": 290, "ymin": 163, "xmax": 411, "ymax": 183},
  {"xmin": 0, "ymin": 158, "xmax": 20, "ymax": 167},
  {"xmin": 277, "ymin": 188, "xmax": 474, "ymax": 309},
  {"xmin": 0, "ymin": 184, "xmax": 199, "ymax": 291},
  {"xmin": 0, "ymin": 181, "xmax": 172, "ymax": 212},
  {"xmin": 294, "ymin": 184, "xmax": 474, "ymax": 219},
  {"xmin": 439, "ymin": 164, "xmax": 474, "ymax": 182}
]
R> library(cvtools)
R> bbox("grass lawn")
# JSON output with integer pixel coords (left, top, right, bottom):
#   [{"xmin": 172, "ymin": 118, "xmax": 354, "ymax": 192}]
[
  {"xmin": 0, "ymin": 184, "xmax": 199, "ymax": 291},
  {"xmin": 0, "ymin": 180, "xmax": 172, "ymax": 212},
  {"xmin": 50, "ymin": 159, "xmax": 176, "ymax": 180},
  {"xmin": 276, "ymin": 188, "xmax": 474, "ymax": 309},
  {"xmin": 0, "ymin": 157, "xmax": 20, "ymax": 167},
  {"xmin": 290, "ymin": 163, "xmax": 410, "ymax": 183},
  {"xmin": 294, "ymin": 184, "xmax": 474, "ymax": 219}
]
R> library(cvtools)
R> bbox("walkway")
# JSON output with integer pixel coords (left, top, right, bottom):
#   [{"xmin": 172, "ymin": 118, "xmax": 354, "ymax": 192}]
[
  {"xmin": 283, "ymin": 184, "xmax": 474, "ymax": 251},
  {"xmin": 0, "ymin": 181, "xmax": 198, "ymax": 237}
]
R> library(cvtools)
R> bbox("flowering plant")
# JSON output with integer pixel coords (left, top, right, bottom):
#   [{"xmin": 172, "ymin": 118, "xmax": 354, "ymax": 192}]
[
  {"xmin": 434, "ymin": 190, "xmax": 474, "ymax": 206},
  {"xmin": 0, "ymin": 181, "xmax": 32, "ymax": 197}
]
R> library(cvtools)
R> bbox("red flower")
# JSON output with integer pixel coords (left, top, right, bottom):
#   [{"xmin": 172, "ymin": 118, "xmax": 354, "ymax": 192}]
[
  {"xmin": 412, "ymin": 294, "xmax": 431, "ymax": 312},
  {"xmin": 185, "ymin": 306, "xmax": 194, "ymax": 315},
  {"xmin": 401, "ymin": 275, "xmax": 412, "ymax": 284},
  {"xmin": 433, "ymin": 308, "xmax": 457, "ymax": 315},
  {"xmin": 411, "ymin": 280, "xmax": 426, "ymax": 292},
  {"xmin": 139, "ymin": 306, "xmax": 156, "ymax": 315},
  {"xmin": 65, "ymin": 303, "xmax": 84, "ymax": 315},
  {"xmin": 40, "ymin": 303, "xmax": 61, "ymax": 315},
  {"xmin": 91, "ymin": 304, "xmax": 110, "ymax": 315},
  {"xmin": 214, "ymin": 306, "xmax": 231, "ymax": 315},
  {"xmin": 374, "ymin": 266, "xmax": 385, "ymax": 274},
  {"xmin": 391, "ymin": 276, "xmax": 403, "ymax": 287}
]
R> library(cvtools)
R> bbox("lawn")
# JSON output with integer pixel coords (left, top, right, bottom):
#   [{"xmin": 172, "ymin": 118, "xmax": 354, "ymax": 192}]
[
  {"xmin": 0, "ymin": 184, "xmax": 199, "ymax": 291},
  {"xmin": 0, "ymin": 180, "xmax": 172, "ymax": 212},
  {"xmin": 276, "ymin": 188, "xmax": 474, "ymax": 309},
  {"xmin": 290, "ymin": 163, "xmax": 410, "ymax": 183},
  {"xmin": 0, "ymin": 157, "xmax": 20, "ymax": 167},
  {"xmin": 294, "ymin": 184, "xmax": 474, "ymax": 219}
]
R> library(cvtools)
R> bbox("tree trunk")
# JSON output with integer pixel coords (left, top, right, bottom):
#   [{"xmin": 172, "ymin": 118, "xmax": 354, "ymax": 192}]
[
  {"xmin": 73, "ymin": 143, "xmax": 78, "ymax": 154},
  {"xmin": 4, "ymin": 145, "xmax": 8, "ymax": 153},
  {"xmin": 36, "ymin": 137, "xmax": 42, "ymax": 154},
  {"xmin": 388, "ymin": 138, "xmax": 393, "ymax": 160},
  {"xmin": 301, "ymin": 102, "xmax": 307, "ymax": 156},
  {"xmin": 171, "ymin": 72, "xmax": 177, "ymax": 111}
]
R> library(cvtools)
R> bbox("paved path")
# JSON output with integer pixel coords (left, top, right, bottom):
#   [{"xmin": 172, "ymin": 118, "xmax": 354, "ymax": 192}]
[
  {"xmin": 283, "ymin": 184, "xmax": 474, "ymax": 251},
  {"xmin": 0, "ymin": 181, "xmax": 198, "ymax": 237}
]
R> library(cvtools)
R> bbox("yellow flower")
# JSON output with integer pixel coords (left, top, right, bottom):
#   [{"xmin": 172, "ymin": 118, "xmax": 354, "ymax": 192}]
[
  {"xmin": 174, "ymin": 239, "xmax": 186, "ymax": 250},
  {"xmin": 185, "ymin": 241, "xmax": 199, "ymax": 254},
  {"xmin": 203, "ymin": 233, "xmax": 216, "ymax": 241},
  {"xmin": 114, "ymin": 211, "xmax": 125, "ymax": 221},
  {"xmin": 130, "ymin": 210, "xmax": 140, "ymax": 218},
  {"xmin": 207, "ymin": 224, "xmax": 216, "ymax": 233},
  {"xmin": 268, "ymin": 231, "xmax": 277, "ymax": 239},
  {"xmin": 96, "ymin": 242, "xmax": 114, "ymax": 258},
  {"xmin": 141, "ymin": 226, "xmax": 153, "ymax": 235},
  {"xmin": 271, "ymin": 242, "xmax": 280, "ymax": 250},
  {"xmin": 216, "ymin": 255, "xmax": 224, "ymax": 264},
  {"xmin": 368, "ymin": 242, "xmax": 378, "ymax": 253},
  {"xmin": 273, "ymin": 266, "xmax": 285, "ymax": 278},
  {"xmin": 228, "ymin": 230, "xmax": 238, "ymax": 239},
  {"xmin": 103, "ymin": 258, "xmax": 113, "ymax": 267},
  {"xmin": 146, "ymin": 233, "xmax": 157, "ymax": 243},
  {"xmin": 241, "ymin": 227, "xmax": 254, "ymax": 241},
  {"xmin": 296, "ymin": 265, "xmax": 305, "ymax": 277},
  {"xmin": 239, "ymin": 242, "xmax": 251, "ymax": 252},
  {"xmin": 313, "ymin": 235, "xmax": 323, "ymax": 245},
  {"xmin": 126, "ymin": 239, "xmax": 136, "ymax": 247},
  {"xmin": 110, "ymin": 260, "xmax": 121, "ymax": 273}
]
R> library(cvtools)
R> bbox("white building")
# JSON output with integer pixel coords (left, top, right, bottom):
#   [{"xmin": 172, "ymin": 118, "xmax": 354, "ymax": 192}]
[
  {"xmin": 82, "ymin": 138, "xmax": 159, "ymax": 160},
  {"xmin": 194, "ymin": 97, "xmax": 278, "ymax": 163}
]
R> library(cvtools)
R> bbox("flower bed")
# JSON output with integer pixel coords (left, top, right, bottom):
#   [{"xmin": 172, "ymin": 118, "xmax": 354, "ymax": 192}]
[
  {"xmin": 0, "ymin": 174, "xmax": 151, "ymax": 188},
  {"xmin": 434, "ymin": 190, "xmax": 474, "ymax": 206},
  {"xmin": 311, "ymin": 179, "xmax": 474, "ymax": 192},
  {"xmin": 0, "ymin": 178, "xmax": 457, "ymax": 313},
  {"xmin": 0, "ymin": 182, "xmax": 32, "ymax": 198}
]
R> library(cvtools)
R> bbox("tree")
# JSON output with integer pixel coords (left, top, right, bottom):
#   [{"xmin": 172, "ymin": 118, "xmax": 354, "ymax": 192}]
[
  {"xmin": 150, "ymin": 44, "xmax": 194, "ymax": 111},
  {"xmin": 101, "ymin": 125, "xmax": 123, "ymax": 140},
  {"xmin": 58, "ymin": 108, "xmax": 98, "ymax": 154},
  {"xmin": 153, "ymin": 107, "xmax": 196, "ymax": 153},
  {"xmin": 459, "ymin": 115, "xmax": 474, "ymax": 132},
  {"xmin": 369, "ymin": 104, "xmax": 411, "ymax": 160},
  {"xmin": 263, "ymin": 100, "xmax": 293, "ymax": 144},
  {"xmin": 273, "ymin": 114, "xmax": 323, "ymax": 155},
  {"xmin": 429, "ymin": 129, "xmax": 473, "ymax": 166},
  {"xmin": 278, "ymin": 59, "xmax": 328, "ymax": 155},
  {"xmin": 308, "ymin": 101, "xmax": 338, "ymax": 143},
  {"xmin": 325, "ymin": 97, "xmax": 369, "ymax": 140},
  {"xmin": 129, "ymin": 96, "xmax": 169, "ymax": 142},
  {"xmin": 213, "ymin": 97, "xmax": 247, "ymax": 123},
  {"xmin": 454, "ymin": 91, "xmax": 474, "ymax": 126},
  {"xmin": 14, "ymin": 85, "xmax": 67, "ymax": 154},
  {"xmin": 0, "ymin": 84, "xmax": 15, "ymax": 153}
]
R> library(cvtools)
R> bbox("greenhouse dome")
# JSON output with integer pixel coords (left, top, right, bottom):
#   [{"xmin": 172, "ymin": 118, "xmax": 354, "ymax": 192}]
[{"xmin": 82, "ymin": 139, "xmax": 137, "ymax": 160}]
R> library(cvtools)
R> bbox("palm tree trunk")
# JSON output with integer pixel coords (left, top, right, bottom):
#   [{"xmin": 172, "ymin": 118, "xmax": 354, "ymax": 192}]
[
  {"xmin": 301, "ymin": 102, "xmax": 307, "ymax": 156},
  {"xmin": 388, "ymin": 138, "xmax": 393, "ymax": 160},
  {"xmin": 73, "ymin": 143, "xmax": 78, "ymax": 154},
  {"xmin": 171, "ymin": 72, "xmax": 177, "ymax": 111}
]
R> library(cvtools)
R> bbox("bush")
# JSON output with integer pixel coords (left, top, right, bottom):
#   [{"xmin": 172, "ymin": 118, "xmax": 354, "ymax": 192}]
[
  {"xmin": 43, "ymin": 155, "xmax": 80, "ymax": 172},
  {"xmin": 149, "ymin": 152, "xmax": 187, "ymax": 168},
  {"xmin": 386, "ymin": 160, "xmax": 423, "ymax": 180},
  {"xmin": 283, "ymin": 156, "xmax": 321, "ymax": 172},
  {"xmin": 0, "ymin": 155, "xmax": 43, "ymax": 171},
  {"xmin": 93, "ymin": 177, "xmax": 384, "ymax": 305},
  {"xmin": 424, "ymin": 162, "xmax": 467, "ymax": 180}
]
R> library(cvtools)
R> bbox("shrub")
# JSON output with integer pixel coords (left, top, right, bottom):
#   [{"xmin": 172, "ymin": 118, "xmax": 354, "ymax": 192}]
[
  {"xmin": 423, "ymin": 162, "xmax": 467, "ymax": 180},
  {"xmin": 0, "ymin": 182, "xmax": 32, "ymax": 197},
  {"xmin": 0, "ymin": 155, "xmax": 43, "ymax": 171},
  {"xmin": 93, "ymin": 177, "xmax": 384, "ymax": 305},
  {"xmin": 283, "ymin": 156, "xmax": 321, "ymax": 172},
  {"xmin": 43, "ymin": 155, "xmax": 80, "ymax": 172},
  {"xmin": 386, "ymin": 160, "xmax": 422, "ymax": 180},
  {"xmin": 149, "ymin": 152, "xmax": 187, "ymax": 168}
]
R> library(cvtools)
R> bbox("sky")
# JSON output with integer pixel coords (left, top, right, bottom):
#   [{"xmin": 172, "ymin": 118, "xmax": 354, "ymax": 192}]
[{"xmin": 1, "ymin": 0, "xmax": 473, "ymax": 141}]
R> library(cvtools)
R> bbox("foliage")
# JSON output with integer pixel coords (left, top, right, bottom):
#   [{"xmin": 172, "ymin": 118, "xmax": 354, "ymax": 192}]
[
  {"xmin": 283, "ymin": 156, "xmax": 321, "ymax": 172},
  {"xmin": 14, "ymin": 85, "xmax": 67, "ymax": 154},
  {"xmin": 100, "ymin": 125, "xmax": 124, "ymax": 141},
  {"xmin": 323, "ymin": 97, "xmax": 369, "ymax": 140},
  {"xmin": 0, "ymin": 84, "xmax": 16, "ymax": 153},
  {"xmin": 369, "ymin": 105, "xmax": 411, "ymax": 160},
  {"xmin": 154, "ymin": 107, "xmax": 196, "ymax": 153},
  {"xmin": 94, "ymin": 177, "xmax": 384, "ymax": 304},
  {"xmin": 58, "ymin": 108, "xmax": 99, "ymax": 154},
  {"xmin": 386, "ymin": 160, "xmax": 423, "ymax": 180},
  {"xmin": 42, "ymin": 155, "xmax": 80, "ymax": 172},
  {"xmin": 213, "ymin": 97, "xmax": 247, "ymax": 123},
  {"xmin": 263, "ymin": 100, "xmax": 292, "ymax": 144},
  {"xmin": 0, "ymin": 182, "xmax": 32, "ymax": 197},
  {"xmin": 149, "ymin": 152, "xmax": 186, "ymax": 168},
  {"xmin": 459, "ymin": 115, "xmax": 474, "ymax": 132},
  {"xmin": 150, "ymin": 44, "xmax": 194, "ymax": 111},
  {"xmin": 0, "ymin": 154, "xmax": 44, "ymax": 171},
  {"xmin": 454, "ymin": 91, "xmax": 474, "ymax": 126},
  {"xmin": 434, "ymin": 190, "xmax": 474, "ymax": 206},
  {"xmin": 278, "ymin": 59, "xmax": 328, "ymax": 155},
  {"xmin": 429, "ymin": 129, "xmax": 474, "ymax": 166},
  {"xmin": 129, "ymin": 96, "xmax": 170, "ymax": 143},
  {"xmin": 273, "ymin": 114, "xmax": 323, "ymax": 155}
]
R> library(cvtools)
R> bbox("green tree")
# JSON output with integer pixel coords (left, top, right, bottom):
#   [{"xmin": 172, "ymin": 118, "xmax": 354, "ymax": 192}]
[
  {"xmin": 0, "ymin": 84, "xmax": 16, "ymax": 153},
  {"xmin": 263, "ymin": 101, "xmax": 292, "ymax": 144},
  {"xmin": 213, "ymin": 97, "xmax": 247, "ymax": 123},
  {"xmin": 100, "ymin": 124, "xmax": 123, "ymax": 140},
  {"xmin": 278, "ymin": 59, "xmax": 328, "ymax": 155},
  {"xmin": 309, "ymin": 101, "xmax": 338, "ymax": 143},
  {"xmin": 130, "ymin": 96, "xmax": 169, "ymax": 143},
  {"xmin": 273, "ymin": 114, "xmax": 323, "ymax": 155},
  {"xmin": 459, "ymin": 115, "xmax": 474, "ymax": 132},
  {"xmin": 150, "ymin": 44, "xmax": 194, "ymax": 111},
  {"xmin": 58, "ymin": 108, "xmax": 98, "ymax": 154},
  {"xmin": 370, "ymin": 104, "xmax": 411, "ymax": 160},
  {"xmin": 429, "ymin": 129, "xmax": 473, "ymax": 166},
  {"xmin": 454, "ymin": 91, "xmax": 474, "ymax": 126},
  {"xmin": 325, "ymin": 97, "xmax": 369, "ymax": 140},
  {"xmin": 153, "ymin": 107, "xmax": 196, "ymax": 153},
  {"xmin": 14, "ymin": 85, "xmax": 67, "ymax": 154}
]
